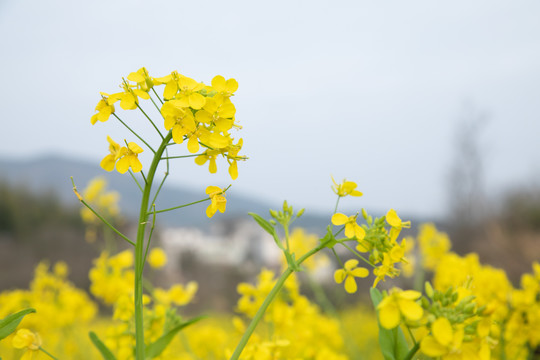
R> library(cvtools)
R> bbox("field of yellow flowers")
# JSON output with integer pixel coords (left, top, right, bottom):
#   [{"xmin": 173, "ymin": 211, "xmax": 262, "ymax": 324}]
[{"xmin": 1, "ymin": 68, "xmax": 539, "ymax": 360}]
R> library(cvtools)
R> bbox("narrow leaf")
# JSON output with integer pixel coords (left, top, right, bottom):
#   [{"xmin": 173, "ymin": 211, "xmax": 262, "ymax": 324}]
[
  {"xmin": 370, "ymin": 288, "xmax": 410, "ymax": 360},
  {"xmin": 89, "ymin": 331, "xmax": 117, "ymax": 360},
  {"xmin": 0, "ymin": 308, "xmax": 36, "ymax": 340},
  {"xmin": 248, "ymin": 212, "xmax": 283, "ymax": 249},
  {"xmin": 248, "ymin": 212, "xmax": 275, "ymax": 235},
  {"xmin": 146, "ymin": 315, "xmax": 205, "ymax": 358}
]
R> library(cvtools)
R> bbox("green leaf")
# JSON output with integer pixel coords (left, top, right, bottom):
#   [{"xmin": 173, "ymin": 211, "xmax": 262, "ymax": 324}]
[
  {"xmin": 89, "ymin": 331, "xmax": 117, "ymax": 360},
  {"xmin": 248, "ymin": 212, "xmax": 283, "ymax": 250},
  {"xmin": 370, "ymin": 288, "xmax": 410, "ymax": 360},
  {"xmin": 145, "ymin": 315, "xmax": 205, "ymax": 358},
  {"xmin": 0, "ymin": 308, "xmax": 36, "ymax": 340}
]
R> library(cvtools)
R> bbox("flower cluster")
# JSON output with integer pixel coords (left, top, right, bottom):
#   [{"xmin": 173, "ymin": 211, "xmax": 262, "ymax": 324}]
[
  {"xmin": 91, "ymin": 67, "xmax": 246, "ymax": 180},
  {"xmin": 235, "ymin": 270, "xmax": 347, "ymax": 359}
]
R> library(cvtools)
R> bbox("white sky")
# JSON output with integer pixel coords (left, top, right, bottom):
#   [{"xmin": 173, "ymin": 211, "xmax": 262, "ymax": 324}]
[{"xmin": 1, "ymin": 0, "xmax": 539, "ymax": 218}]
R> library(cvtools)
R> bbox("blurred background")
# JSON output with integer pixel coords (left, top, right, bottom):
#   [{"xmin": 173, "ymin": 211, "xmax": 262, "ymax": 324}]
[{"xmin": 1, "ymin": 0, "xmax": 540, "ymax": 312}]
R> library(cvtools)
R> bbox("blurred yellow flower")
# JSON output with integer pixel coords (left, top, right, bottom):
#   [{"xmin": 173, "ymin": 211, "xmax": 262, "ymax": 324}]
[
  {"xmin": 334, "ymin": 259, "xmax": 369, "ymax": 294},
  {"xmin": 148, "ymin": 248, "xmax": 167, "ymax": 269}
]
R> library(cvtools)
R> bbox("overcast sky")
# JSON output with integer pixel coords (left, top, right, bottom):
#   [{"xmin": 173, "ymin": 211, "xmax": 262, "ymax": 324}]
[{"xmin": 1, "ymin": 0, "xmax": 539, "ymax": 219}]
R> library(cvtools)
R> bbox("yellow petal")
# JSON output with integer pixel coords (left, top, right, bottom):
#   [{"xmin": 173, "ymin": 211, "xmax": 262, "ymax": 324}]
[
  {"xmin": 331, "ymin": 213, "xmax": 348, "ymax": 226},
  {"xmin": 188, "ymin": 93, "xmax": 206, "ymax": 110},
  {"xmin": 379, "ymin": 302, "xmax": 401, "ymax": 329},
  {"xmin": 128, "ymin": 142, "xmax": 143, "ymax": 154},
  {"xmin": 398, "ymin": 299, "xmax": 423, "ymax": 321},
  {"xmin": 351, "ymin": 267, "xmax": 369, "ymax": 278},
  {"xmin": 187, "ymin": 135, "xmax": 199, "ymax": 153},
  {"xmin": 163, "ymin": 81, "xmax": 178, "ymax": 99},
  {"xmin": 226, "ymin": 78, "xmax": 239, "ymax": 93},
  {"xmin": 386, "ymin": 209, "xmax": 402, "ymax": 228},
  {"xmin": 334, "ymin": 269, "xmax": 346, "ymax": 284},
  {"xmin": 206, "ymin": 204, "xmax": 215, "ymax": 218},
  {"xmin": 229, "ymin": 161, "xmax": 238, "ymax": 180},
  {"xmin": 420, "ymin": 335, "xmax": 448, "ymax": 357},
  {"xmin": 432, "ymin": 317, "xmax": 453, "ymax": 347},
  {"xmin": 116, "ymin": 157, "xmax": 130, "ymax": 174},
  {"xmin": 344, "ymin": 276, "xmax": 357, "ymax": 293},
  {"xmin": 128, "ymin": 72, "xmax": 145, "ymax": 83},
  {"xmin": 211, "ymin": 75, "xmax": 226, "ymax": 91},
  {"xmin": 100, "ymin": 155, "xmax": 116, "ymax": 172},
  {"xmin": 129, "ymin": 156, "xmax": 143, "ymax": 173},
  {"xmin": 344, "ymin": 259, "xmax": 359, "ymax": 271}
]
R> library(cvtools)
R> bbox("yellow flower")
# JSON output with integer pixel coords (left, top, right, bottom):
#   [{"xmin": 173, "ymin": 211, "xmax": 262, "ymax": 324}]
[
  {"xmin": 386, "ymin": 209, "xmax": 410, "ymax": 242},
  {"xmin": 373, "ymin": 253, "xmax": 400, "ymax": 287},
  {"xmin": 331, "ymin": 177, "xmax": 363, "ymax": 197},
  {"xmin": 377, "ymin": 289, "xmax": 423, "ymax": 329},
  {"xmin": 100, "ymin": 136, "xmax": 122, "ymax": 172},
  {"xmin": 91, "ymin": 96, "xmax": 115, "ymax": 125},
  {"xmin": 116, "ymin": 142, "xmax": 144, "ymax": 174},
  {"xmin": 421, "ymin": 317, "xmax": 464, "ymax": 358},
  {"xmin": 12, "ymin": 328, "xmax": 42, "ymax": 360},
  {"xmin": 334, "ymin": 259, "xmax": 369, "ymax": 293},
  {"xmin": 211, "ymin": 75, "xmax": 239, "ymax": 96},
  {"xmin": 331, "ymin": 213, "xmax": 365, "ymax": 240},
  {"xmin": 148, "ymin": 248, "xmax": 167, "ymax": 269},
  {"xmin": 206, "ymin": 186, "xmax": 226, "ymax": 218}
]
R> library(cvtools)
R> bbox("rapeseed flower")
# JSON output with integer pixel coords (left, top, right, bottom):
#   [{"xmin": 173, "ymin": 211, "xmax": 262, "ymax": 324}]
[
  {"xmin": 331, "ymin": 177, "xmax": 363, "ymax": 197},
  {"xmin": 377, "ymin": 289, "xmax": 423, "ymax": 329},
  {"xmin": 334, "ymin": 259, "xmax": 369, "ymax": 293},
  {"xmin": 116, "ymin": 142, "xmax": 143, "ymax": 174},
  {"xmin": 148, "ymin": 248, "xmax": 167, "ymax": 269},
  {"xmin": 331, "ymin": 213, "xmax": 366, "ymax": 240},
  {"xmin": 206, "ymin": 186, "xmax": 226, "ymax": 218},
  {"xmin": 12, "ymin": 329, "xmax": 42, "ymax": 360}
]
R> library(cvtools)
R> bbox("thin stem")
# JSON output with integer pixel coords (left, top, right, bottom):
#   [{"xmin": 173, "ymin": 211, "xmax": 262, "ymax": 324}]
[
  {"xmin": 140, "ymin": 171, "xmax": 148, "ymax": 186},
  {"xmin": 149, "ymin": 167, "xmax": 169, "ymax": 212},
  {"xmin": 112, "ymin": 113, "xmax": 155, "ymax": 153},
  {"xmin": 403, "ymin": 341, "xmax": 420, "ymax": 360},
  {"xmin": 406, "ymin": 324, "xmax": 417, "ymax": 345},
  {"xmin": 154, "ymin": 198, "xmax": 210, "ymax": 214},
  {"xmin": 137, "ymin": 103, "xmax": 164, "ymax": 140},
  {"xmin": 39, "ymin": 347, "xmax": 59, "ymax": 360},
  {"xmin": 229, "ymin": 237, "xmax": 333, "ymax": 360},
  {"xmin": 340, "ymin": 242, "xmax": 374, "ymax": 268},
  {"xmin": 333, "ymin": 196, "xmax": 341, "ymax": 214},
  {"xmin": 154, "ymin": 185, "xmax": 231, "ymax": 214},
  {"xmin": 162, "ymin": 154, "xmax": 202, "ymax": 159},
  {"xmin": 141, "ymin": 205, "xmax": 157, "ymax": 276},
  {"xmin": 134, "ymin": 131, "xmax": 172, "ymax": 360},
  {"xmin": 332, "ymin": 248, "xmax": 344, "ymax": 267},
  {"xmin": 129, "ymin": 170, "xmax": 144, "ymax": 193},
  {"xmin": 71, "ymin": 178, "xmax": 135, "ymax": 246},
  {"xmin": 149, "ymin": 92, "xmax": 163, "ymax": 114},
  {"xmin": 152, "ymin": 87, "xmax": 164, "ymax": 104}
]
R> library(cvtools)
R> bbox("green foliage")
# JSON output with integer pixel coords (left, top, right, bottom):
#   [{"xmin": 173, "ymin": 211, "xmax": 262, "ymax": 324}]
[
  {"xmin": 0, "ymin": 308, "xmax": 36, "ymax": 341},
  {"xmin": 89, "ymin": 331, "xmax": 117, "ymax": 360}
]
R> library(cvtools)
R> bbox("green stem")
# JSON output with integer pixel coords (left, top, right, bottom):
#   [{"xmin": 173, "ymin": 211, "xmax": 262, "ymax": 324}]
[
  {"xmin": 340, "ymin": 242, "xmax": 374, "ymax": 268},
  {"xmin": 129, "ymin": 170, "xmax": 144, "ymax": 193},
  {"xmin": 402, "ymin": 341, "xmax": 420, "ymax": 360},
  {"xmin": 39, "ymin": 347, "xmax": 59, "ymax": 360},
  {"xmin": 71, "ymin": 178, "xmax": 134, "ymax": 246},
  {"xmin": 137, "ymin": 104, "xmax": 164, "ymax": 140},
  {"xmin": 149, "ymin": 92, "xmax": 163, "ymax": 114},
  {"xmin": 162, "ymin": 154, "xmax": 202, "ymax": 159},
  {"xmin": 141, "ymin": 205, "xmax": 157, "ymax": 274},
  {"xmin": 134, "ymin": 131, "xmax": 172, "ymax": 360},
  {"xmin": 152, "ymin": 87, "xmax": 164, "ymax": 104},
  {"xmin": 112, "ymin": 113, "xmax": 155, "ymax": 153},
  {"xmin": 229, "ymin": 238, "xmax": 332, "ymax": 360},
  {"xmin": 154, "ymin": 185, "xmax": 231, "ymax": 214},
  {"xmin": 149, "ymin": 157, "xmax": 169, "ymax": 211}
]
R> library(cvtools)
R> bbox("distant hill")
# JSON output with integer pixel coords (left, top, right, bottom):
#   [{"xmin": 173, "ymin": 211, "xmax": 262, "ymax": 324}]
[{"xmin": 0, "ymin": 155, "xmax": 332, "ymax": 230}]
